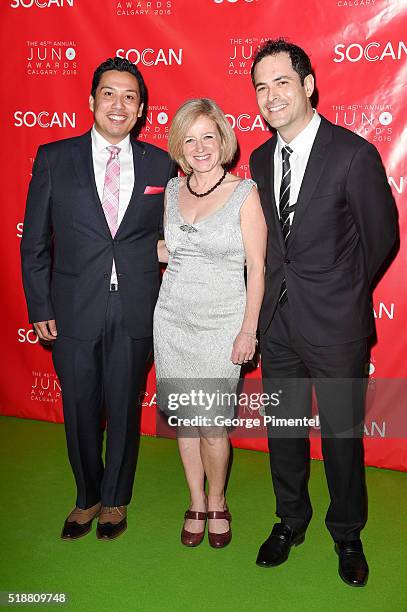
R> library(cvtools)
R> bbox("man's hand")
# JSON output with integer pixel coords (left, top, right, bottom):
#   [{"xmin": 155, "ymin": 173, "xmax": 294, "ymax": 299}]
[{"xmin": 33, "ymin": 320, "xmax": 57, "ymax": 342}]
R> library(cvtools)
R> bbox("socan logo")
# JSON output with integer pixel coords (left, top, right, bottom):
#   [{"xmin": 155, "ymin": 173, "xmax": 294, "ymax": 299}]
[
  {"xmin": 373, "ymin": 303, "xmax": 395, "ymax": 320},
  {"xmin": 116, "ymin": 48, "xmax": 182, "ymax": 66},
  {"xmin": 26, "ymin": 41, "xmax": 78, "ymax": 77},
  {"xmin": 14, "ymin": 111, "xmax": 76, "ymax": 128},
  {"xmin": 334, "ymin": 41, "xmax": 407, "ymax": 62},
  {"xmin": 10, "ymin": 0, "xmax": 73, "ymax": 7},
  {"xmin": 226, "ymin": 113, "xmax": 266, "ymax": 132},
  {"xmin": 18, "ymin": 328, "xmax": 39, "ymax": 344},
  {"xmin": 388, "ymin": 176, "xmax": 404, "ymax": 195}
]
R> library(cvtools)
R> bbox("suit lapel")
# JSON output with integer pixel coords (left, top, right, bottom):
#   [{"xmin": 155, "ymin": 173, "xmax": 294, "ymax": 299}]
[
  {"xmin": 115, "ymin": 138, "xmax": 146, "ymax": 236},
  {"xmin": 287, "ymin": 117, "xmax": 333, "ymax": 251},
  {"xmin": 71, "ymin": 134, "xmax": 149, "ymax": 238},
  {"xmin": 262, "ymin": 137, "xmax": 285, "ymax": 252},
  {"xmin": 71, "ymin": 131, "xmax": 111, "ymax": 237}
]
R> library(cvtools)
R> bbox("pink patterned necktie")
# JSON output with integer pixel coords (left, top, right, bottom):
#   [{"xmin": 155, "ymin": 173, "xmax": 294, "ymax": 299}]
[{"xmin": 102, "ymin": 145, "xmax": 121, "ymax": 237}]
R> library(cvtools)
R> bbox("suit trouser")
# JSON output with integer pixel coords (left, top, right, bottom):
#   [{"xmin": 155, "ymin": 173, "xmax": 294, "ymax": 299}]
[
  {"xmin": 52, "ymin": 292, "xmax": 152, "ymax": 509},
  {"xmin": 261, "ymin": 300, "xmax": 368, "ymax": 542}
]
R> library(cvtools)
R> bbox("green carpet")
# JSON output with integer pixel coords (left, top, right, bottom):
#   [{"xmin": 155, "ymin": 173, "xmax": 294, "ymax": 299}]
[{"xmin": 0, "ymin": 416, "xmax": 405, "ymax": 612}]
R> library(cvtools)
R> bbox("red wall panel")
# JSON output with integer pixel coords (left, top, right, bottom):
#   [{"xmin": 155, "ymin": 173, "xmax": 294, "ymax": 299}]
[{"xmin": 1, "ymin": 0, "xmax": 405, "ymax": 470}]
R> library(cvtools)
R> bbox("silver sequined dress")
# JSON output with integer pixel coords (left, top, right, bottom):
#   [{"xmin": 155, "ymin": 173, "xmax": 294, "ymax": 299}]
[{"xmin": 153, "ymin": 177, "xmax": 256, "ymax": 418}]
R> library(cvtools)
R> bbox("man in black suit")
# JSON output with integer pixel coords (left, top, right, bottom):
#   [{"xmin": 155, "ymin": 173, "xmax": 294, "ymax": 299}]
[
  {"xmin": 21, "ymin": 57, "xmax": 175, "ymax": 541},
  {"xmin": 249, "ymin": 39, "xmax": 397, "ymax": 585}
]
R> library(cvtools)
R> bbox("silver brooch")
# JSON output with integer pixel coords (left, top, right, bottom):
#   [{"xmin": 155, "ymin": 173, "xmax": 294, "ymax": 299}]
[{"xmin": 180, "ymin": 224, "xmax": 198, "ymax": 233}]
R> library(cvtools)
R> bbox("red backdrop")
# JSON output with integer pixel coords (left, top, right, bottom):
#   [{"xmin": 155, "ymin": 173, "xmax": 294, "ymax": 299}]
[{"xmin": 1, "ymin": 0, "xmax": 406, "ymax": 470}]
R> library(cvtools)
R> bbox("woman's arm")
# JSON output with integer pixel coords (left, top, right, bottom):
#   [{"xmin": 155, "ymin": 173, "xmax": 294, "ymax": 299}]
[
  {"xmin": 157, "ymin": 192, "xmax": 170, "ymax": 264},
  {"xmin": 157, "ymin": 239, "xmax": 169, "ymax": 264},
  {"xmin": 231, "ymin": 185, "xmax": 267, "ymax": 364}
]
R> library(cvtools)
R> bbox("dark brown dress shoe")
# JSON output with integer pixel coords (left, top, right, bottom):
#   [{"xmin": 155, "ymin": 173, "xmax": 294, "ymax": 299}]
[
  {"xmin": 61, "ymin": 502, "xmax": 101, "ymax": 540},
  {"xmin": 181, "ymin": 510, "xmax": 207, "ymax": 547},
  {"xmin": 207, "ymin": 507, "xmax": 232, "ymax": 549},
  {"xmin": 96, "ymin": 506, "xmax": 127, "ymax": 541},
  {"xmin": 256, "ymin": 523, "xmax": 305, "ymax": 567},
  {"xmin": 335, "ymin": 540, "xmax": 369, "ymax": 587}
]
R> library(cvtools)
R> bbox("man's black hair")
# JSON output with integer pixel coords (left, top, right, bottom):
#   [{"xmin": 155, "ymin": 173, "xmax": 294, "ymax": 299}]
[
  {"xmin": 251, "ymin": 38, "xmax": 312, "ymax": 86},
  {"xmin": 91, "ymin": 56, "xmax": 147, "ymax": 105}
]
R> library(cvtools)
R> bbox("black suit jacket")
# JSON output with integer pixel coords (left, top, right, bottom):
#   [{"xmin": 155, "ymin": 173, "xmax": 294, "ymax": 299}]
[
  {"xmin": 21, "ymin": 131, "xmax": 175, "ymax": 340},
  {"xmin": 249, "ymin": 116, "xmax": 398, "ymax": 345}
]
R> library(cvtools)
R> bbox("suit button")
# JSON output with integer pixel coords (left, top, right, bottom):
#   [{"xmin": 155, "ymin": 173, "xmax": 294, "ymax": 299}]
[
  {"xmin": 284, "ymin": 258, "xmax": 290, "ymax": 264},
  {"xmin": 104, "ymin": 273, "xmax": 109, "ymax": 279}
]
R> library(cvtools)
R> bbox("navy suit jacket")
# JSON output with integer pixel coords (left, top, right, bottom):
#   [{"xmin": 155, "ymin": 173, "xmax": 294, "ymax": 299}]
[
  {"xmin": 249, "ymin": 116, "xmax": 398, "ymax": 345},
  {"xmin": 21, "ymin": 130, "xmax": 175, "ymax": 340}
]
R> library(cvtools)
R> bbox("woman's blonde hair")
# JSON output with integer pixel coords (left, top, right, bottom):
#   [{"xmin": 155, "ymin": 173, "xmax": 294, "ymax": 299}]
[{"xmin": 168, "ymin": 98, "xmax": 237, "ymax": 174}]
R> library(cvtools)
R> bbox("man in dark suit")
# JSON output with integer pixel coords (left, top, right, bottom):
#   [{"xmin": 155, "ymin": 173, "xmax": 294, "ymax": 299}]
[
  {"xmin": 249, "ymin": 39, "xmax": 397, "ymax": 586},
  {"xmin": 21, "ymin": 57, "xmax": 175, "ymax": 541}
]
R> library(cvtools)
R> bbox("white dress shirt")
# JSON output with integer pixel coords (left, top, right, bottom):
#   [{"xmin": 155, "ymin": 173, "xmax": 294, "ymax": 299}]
[
  {"xmin": 274, "ymin": 111, "xmax": 321, "ymax": 224},
  {"xmin": 91, "ymin": 126, "xmax": 135, "ymax": 285}
]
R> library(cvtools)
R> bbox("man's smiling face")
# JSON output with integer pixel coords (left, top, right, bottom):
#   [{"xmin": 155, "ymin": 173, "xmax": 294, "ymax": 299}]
[
  {"xmin": 89, "ymin": 69, "xmax": 144, "ymax": 144},
  {"xmin": 253, "ymin": 52, "xmax": 314, "ymax": 142}
]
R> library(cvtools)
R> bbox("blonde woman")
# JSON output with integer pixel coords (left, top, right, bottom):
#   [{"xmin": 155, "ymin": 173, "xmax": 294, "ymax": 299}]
[{"xmin": 154, "ymin": 99, "xmax": 267, "ymax": 548}]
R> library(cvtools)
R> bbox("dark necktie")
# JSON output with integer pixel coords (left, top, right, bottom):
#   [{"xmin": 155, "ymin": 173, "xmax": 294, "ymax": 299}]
[{"xmin": 278, "ymin": 145, "xmax": 293, "ymax": 304}]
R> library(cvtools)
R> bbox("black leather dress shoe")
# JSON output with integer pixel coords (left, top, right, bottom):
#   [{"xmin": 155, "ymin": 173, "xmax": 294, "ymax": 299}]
[
  {"xmin": 96, "ymin": 518, "xmax": 127, "ymax": 540},
  {"xmin": 335, "ymin": 540, "xmax": 369, "ymax": 587},
  {"xmin": 256, "ymin": 523, "xmax": 306, "ymax": 567},
  {"xmin": 96, "ymin": 506, "xmax": 127, "ymax": 541},
  {"xmin": 62, "ymin": 519, "xmax": 93, "ymax": 540}
]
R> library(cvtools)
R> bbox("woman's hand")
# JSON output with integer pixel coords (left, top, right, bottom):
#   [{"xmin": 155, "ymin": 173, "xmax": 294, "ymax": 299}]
[
  {"xmin": 231, "ymin": 331, "xmax": 257, "ymax": 365},
  {"xmin": 157, "ymin": 239, "xmax": 169, "ymax": 264}
]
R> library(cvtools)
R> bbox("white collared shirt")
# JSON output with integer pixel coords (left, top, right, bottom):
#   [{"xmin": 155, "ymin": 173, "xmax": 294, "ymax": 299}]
[
  {"xmin": 274, "ymin": 111, "xmax": 321, "ymax": 223},
  {"xmin": 91, "ymin": 126, "xmax": 135, "ymax": 284}
]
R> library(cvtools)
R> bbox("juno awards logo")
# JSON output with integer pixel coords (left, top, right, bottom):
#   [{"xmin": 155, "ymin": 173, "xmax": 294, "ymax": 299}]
[
  {"xmin": 139, "ymin": 104, "xmax": 170, "ymax": 142},
  {"xmin": 115, "ymin": 1, "xmax": 172, "ymax": 16},
  {"xmin": 10, "ymin": 0, "xmax": 73, "ymax": 7},
  {"xmin": 30, "ymin": 371, "xmax": 61, "ymax": 405},
  {"xmin": 331, "ymin": 103, "xmax": 394, "ymax": 142},
  {"xmin": 25, "ymin": 41, "xmax": 78, "ymax": 77}
]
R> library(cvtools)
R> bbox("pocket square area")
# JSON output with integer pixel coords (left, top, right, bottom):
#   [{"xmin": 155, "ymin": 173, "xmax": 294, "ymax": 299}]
[{"xmin": 144, "ymin": 185, "xmax": 165, "ymax": 194}]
